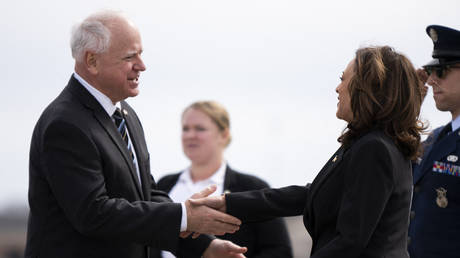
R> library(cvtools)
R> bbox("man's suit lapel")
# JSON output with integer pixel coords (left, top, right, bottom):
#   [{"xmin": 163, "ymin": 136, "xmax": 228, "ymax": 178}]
[
  {"xmin": 94, "ymin": 107, "xmax": 145, "ymax": 200},
  {"xmin": 67, "ymin": 77, "xmax": 144, "ymax": 199}
]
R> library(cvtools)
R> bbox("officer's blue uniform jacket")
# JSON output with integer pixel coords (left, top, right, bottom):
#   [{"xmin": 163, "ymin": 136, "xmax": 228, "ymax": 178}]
[{"xmin": 408, "ymin": 123, "xmax": 460, "ymax": 258}]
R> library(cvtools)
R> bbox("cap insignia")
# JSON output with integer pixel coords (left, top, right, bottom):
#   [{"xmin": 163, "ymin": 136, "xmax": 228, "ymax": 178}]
[{"xmin": 429, "ymin": 28, "xmax": 438, "ymax": 43}]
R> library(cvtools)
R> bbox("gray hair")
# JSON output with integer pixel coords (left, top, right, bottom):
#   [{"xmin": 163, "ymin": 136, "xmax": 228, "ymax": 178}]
[{"xmin": 70, "ymin": 11, "xmax": 126, "ymax": 62}]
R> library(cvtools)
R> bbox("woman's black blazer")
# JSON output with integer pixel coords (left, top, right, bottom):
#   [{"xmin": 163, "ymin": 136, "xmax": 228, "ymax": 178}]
[{"xmin": 226, "ymin": 130, "xmax": 412, "ymax": 258}]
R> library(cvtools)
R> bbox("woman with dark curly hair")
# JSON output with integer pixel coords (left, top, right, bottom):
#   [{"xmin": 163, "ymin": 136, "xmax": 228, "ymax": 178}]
[{"xmin": 193, "ymin": 46, "xmax": 425, "ymax": 257}]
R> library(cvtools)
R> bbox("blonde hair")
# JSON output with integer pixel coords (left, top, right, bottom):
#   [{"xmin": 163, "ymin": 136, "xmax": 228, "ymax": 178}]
[{"xmin": 183, "ymin": 101, "xmax": 232, "ymax": 147}]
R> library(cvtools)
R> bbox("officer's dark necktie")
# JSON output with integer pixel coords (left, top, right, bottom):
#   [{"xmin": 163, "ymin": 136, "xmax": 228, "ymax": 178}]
[
  {"xmin": 113, "ymin": 108, "xmax": 135, "ymax": 161},
  {"xmin": 436, "ymin": 123, "xmax": 452, "ymax": 143}
]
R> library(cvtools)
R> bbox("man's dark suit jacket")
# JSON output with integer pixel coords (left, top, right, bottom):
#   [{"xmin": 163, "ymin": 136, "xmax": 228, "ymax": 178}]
[
  {"xmin": 224, "ymin": 130, "xmax": 412, "ymax": 258},
  {"xmin": 25, "ymin": 76, "xmax": 212, "ymax": 258},
  {"xmin": 408, "ymin": 124, "xmax": 460, "ymax": 258},
  {"xmin": 150, "ymin": 165, "xmax": 293, "ymax": 258}
]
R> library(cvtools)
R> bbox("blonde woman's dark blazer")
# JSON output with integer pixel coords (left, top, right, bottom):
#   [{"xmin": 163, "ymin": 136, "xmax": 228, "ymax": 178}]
[{"xmin": 151, "ymin": 165, "xmax": 293, "ymax": 258}]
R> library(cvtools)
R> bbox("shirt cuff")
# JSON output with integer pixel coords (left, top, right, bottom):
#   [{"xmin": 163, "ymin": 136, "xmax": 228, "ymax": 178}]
[{"xmin": 180, "ymin": 202, "xmax": 187, "ymax": 232}]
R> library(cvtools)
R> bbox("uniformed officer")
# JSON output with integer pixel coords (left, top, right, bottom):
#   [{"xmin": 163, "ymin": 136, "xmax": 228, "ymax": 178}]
[{"xmin": 408, "ymin": 25, "xmax": 460, "ymax": 258}]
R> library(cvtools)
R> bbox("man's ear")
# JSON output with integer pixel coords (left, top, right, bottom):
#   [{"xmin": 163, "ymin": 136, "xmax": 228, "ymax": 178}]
[{"xmin": 86, "ymin": 52, "xmax": 98, "ymax": 75}]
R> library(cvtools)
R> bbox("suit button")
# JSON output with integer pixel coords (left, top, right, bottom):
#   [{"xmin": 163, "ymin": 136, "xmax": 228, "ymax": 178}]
[
  {"xmin": 410, "ymin": 211, "xmax": 415, "ymax": 220},
  {"xmin": 414, "ymin": 186, "xmax": 420, "ymax": 193},
  {"xmin": 407, "ymin": 236, "xmax": 411, "ymax": 245}
]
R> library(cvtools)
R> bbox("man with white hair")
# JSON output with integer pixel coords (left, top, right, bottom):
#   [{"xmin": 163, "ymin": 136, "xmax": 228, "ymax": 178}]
[{"xmin": 25, "ymin": 10, "xmax": 246, "ymax": 258}]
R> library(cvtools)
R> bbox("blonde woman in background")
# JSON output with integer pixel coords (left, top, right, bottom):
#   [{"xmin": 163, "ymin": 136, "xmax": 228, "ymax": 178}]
[{"xmin": 150, "ymin": 101, "xmax": 292, "ymax": 258}]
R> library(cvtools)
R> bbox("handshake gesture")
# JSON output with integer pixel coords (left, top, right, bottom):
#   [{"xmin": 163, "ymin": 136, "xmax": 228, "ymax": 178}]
[
  {"xmin": 184, "ymin": 185, "xmax": 245, "ymax": 258},
  {"xmin": 185, "ymin": 185, "xmax": 229, "ymax": 236}
]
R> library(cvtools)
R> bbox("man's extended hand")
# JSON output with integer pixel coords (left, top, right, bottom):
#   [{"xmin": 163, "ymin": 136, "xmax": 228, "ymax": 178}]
[
  {"xmin": 180, "ymin": 185, "xmax": 219, "ymax": 238},
  {"xmin": 203, "ymin": 239, "xmax": 247, "ymax": 258},
  {"xmin": 184, "ymin": 186, "xmax": 240, "ymax": 236}
]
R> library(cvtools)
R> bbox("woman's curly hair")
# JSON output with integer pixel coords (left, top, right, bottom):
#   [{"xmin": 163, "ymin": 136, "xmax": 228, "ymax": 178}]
[{"xmin": 338, "ymin": 46, "xmax": 426, "ymax": 160}]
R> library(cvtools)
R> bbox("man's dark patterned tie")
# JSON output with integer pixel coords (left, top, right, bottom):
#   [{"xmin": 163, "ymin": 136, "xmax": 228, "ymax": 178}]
[{"xmin": 113, "ymin": 108, "xmax": 135, "ymax": 161}]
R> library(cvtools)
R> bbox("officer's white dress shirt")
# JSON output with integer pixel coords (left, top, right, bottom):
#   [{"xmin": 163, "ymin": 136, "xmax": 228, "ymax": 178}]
[{"xmin": 451, "ymin": 115, "xmax": 460, "ymax": 132}]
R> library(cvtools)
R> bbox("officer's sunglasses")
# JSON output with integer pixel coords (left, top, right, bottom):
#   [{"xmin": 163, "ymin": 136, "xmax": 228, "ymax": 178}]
[{"xmin": 424, "ymin": 64, "xmax": 460, "ymax": 79}]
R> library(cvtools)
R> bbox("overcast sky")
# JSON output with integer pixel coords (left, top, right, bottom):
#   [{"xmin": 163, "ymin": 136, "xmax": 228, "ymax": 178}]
[{"xmin": 1, "ymin": 0, "xmax": 458, "ymax": 210}]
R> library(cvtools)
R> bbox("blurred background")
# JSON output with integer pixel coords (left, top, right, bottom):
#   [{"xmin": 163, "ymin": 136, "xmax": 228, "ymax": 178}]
[{"xmin": 1, "ymin": 0, "xmax": 458, "ymax": 257}]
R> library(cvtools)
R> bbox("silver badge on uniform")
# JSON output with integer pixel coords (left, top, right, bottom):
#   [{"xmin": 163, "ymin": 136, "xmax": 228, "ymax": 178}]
[
  {"xmin": 435, "ymin": 187, "xmax": 448, "ymax": 208},
  {"xmin": 447, "ymin": 155, "xmax": 458, "ymax": 162}
]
